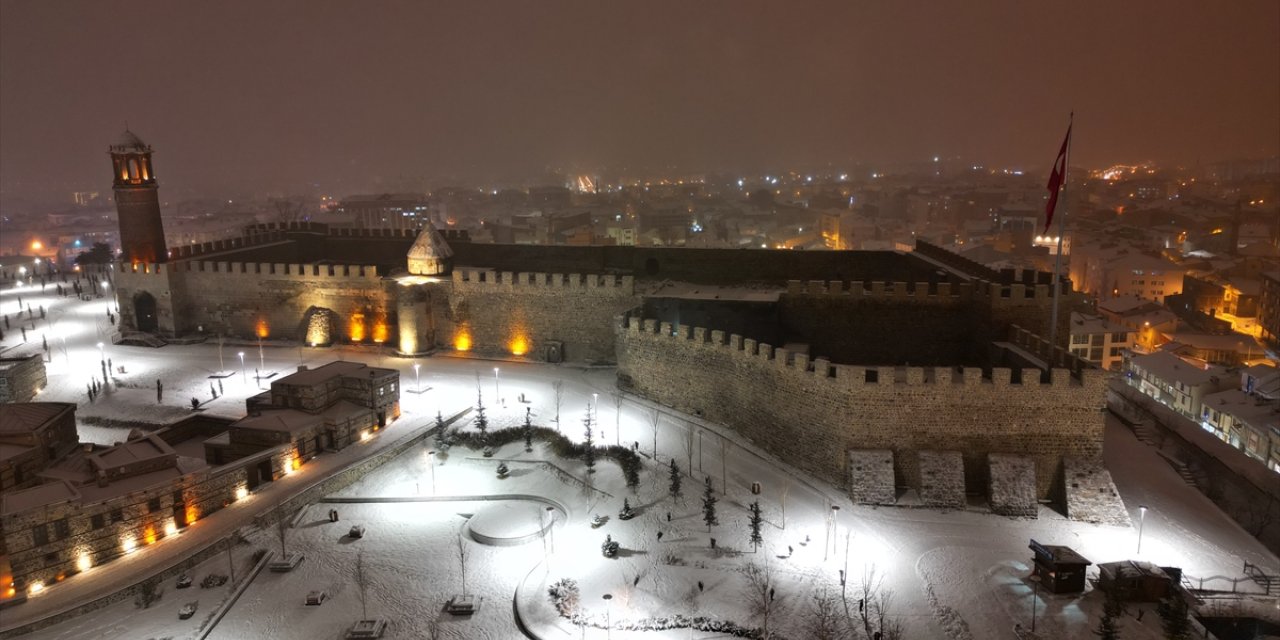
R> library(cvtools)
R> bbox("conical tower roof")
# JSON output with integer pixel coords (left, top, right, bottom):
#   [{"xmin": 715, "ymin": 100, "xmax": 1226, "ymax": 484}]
[
  {"xmin": 110, "ymin": 129, "xmax": 150, "ymax": 153},
  {"xmin": 406, "ymin": 223, "xmax": 454, "ymax": 276}
]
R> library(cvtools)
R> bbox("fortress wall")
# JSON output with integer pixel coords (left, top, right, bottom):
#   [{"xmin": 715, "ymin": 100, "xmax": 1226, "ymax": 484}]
[
  {"xmin": 444, "ymin": 269, "xmax": 640, "ymax": 363},
  {"xmin": 615, "ymin": 316, "xmax": 1106, "ymax": 497},
  {"xmin": 115, "ymin": 261, "xmax": 391, "ymax": 340}
]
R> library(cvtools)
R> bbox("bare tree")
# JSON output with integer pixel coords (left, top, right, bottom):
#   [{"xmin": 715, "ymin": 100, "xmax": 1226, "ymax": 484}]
[
  {"xmin": 850, "ymin": 565, "xmax": 903, "ymax": 640},
  {"xmin": 647, "ymin": 407, "xmax": 661, "ymax": 458},
  {"xmin": 779, "ymin": 479, "xmax": 792, "ymax": 531},
  {"xmin": 720, "ymin": 437, "xmax": 729, "ymax": 495},
  {"xmin": 741, "ymin": 561, "xmax": 779, "ymax": 638},
  {"xmin": 552, "ymin": 380, "xmax": 565, "ymax": 431},
  {"xmin": 456, "ymin": 525, "xmax": 470, "ymax": 596},
  {"xmin": 805, "ymin": 585, "xmax": 848, "ymax": 640},
  {"xmin": 683, "ymin": 422, "xmax": 696, "ymax": 479},
  {"xmin": 268, "ymin": 196, "xmax": 308, "ymax": 225},
  {"xmin": 354, "ymin": 551, "xmax": 370, "ymax": 620}
]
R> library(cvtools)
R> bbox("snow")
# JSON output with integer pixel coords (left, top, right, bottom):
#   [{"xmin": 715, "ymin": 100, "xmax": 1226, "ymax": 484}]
[{"xmin": 5, "ymin": 281, "xmax": 1279, "ymax": 639}]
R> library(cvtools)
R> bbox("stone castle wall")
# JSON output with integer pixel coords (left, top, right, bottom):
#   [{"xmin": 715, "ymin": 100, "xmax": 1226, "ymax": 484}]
[
  {"xmin": 116, "ymin": 261, "xmax": 392, "ymax": 341},
  {"xmin": 443, "ymin": 269, "xmax": 640, "ymax": 363},
  {"xmin": 615, "ymin": 316, "xmax": 1106, "ymax": 498}
]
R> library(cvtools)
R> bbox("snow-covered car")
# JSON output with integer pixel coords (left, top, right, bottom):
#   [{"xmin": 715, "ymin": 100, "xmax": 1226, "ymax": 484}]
[
  {"xmin": 179, "ymin": 601, "xmax": 198, "ymax": 619},
  {"xmin": 348, "ymin": 525, "xmax": 365, "ymax": 539},
  {"xmin": 175, "ymin": 573, "xmax": 193, "ymax": 589},
  {"xmin": 305, "ymin": 590, "xmax": 327, "ymax": 606}
]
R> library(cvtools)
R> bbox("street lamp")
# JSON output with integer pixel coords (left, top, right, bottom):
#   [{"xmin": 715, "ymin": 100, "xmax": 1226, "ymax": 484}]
[
  {"xmin": 414, "ymin": 363, "xmax": 421, "ymax": 394},
  {"xmin": 97, "ymin": 341, "xmax": 105, "ymax": 361},
  {"xmin": 545, "ymin": 506, "xmax": 555, "ymax": 555},
  {"xmin": 238, "ymin": 352, "xmax": 246, "ymax": 384},
  {"xmin": 602, "ymin": 594, "xmax": 613, "ymax": 640},
  {"xmin": 426, "ymin": 450, "xmax": 436, "ymax": 495},
  {"xmin": 1136, "ymin": 504, "xmax": 1149, "ymax": 555},
  {"xmin": 1028, "ymin": 574, "xmax": 1042, "ymax": 632},
  {"xmin": 493, "ymin": 367, "xmax": 500, "ymax": 403},
  {"xmin": 825, "ymin": 504, "xmax": 840, "ymax": 562}
]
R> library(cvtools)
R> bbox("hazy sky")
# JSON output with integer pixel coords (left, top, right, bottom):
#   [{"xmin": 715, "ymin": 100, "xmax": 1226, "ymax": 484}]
[{"xmin": 1, "ymin": 0, "xmax": 1277, "ymax": 200}]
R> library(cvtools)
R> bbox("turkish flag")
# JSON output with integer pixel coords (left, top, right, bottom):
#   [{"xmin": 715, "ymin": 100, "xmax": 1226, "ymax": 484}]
[{"xmin": 1044, "ymin": 121, "xmax": 1072, "ymax": 234}]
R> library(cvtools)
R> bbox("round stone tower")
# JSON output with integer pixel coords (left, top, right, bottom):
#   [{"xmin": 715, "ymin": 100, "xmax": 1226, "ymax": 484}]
[
  {"xmin": 406, "ymin": 222, "xmax": 453, "ymax": 276},
  {"xmin": 110, "ymin": 130, "xmax": 168, "ymax": 264}
]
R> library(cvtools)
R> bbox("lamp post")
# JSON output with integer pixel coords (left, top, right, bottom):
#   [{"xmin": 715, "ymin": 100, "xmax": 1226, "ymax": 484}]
[
  {"xmin": 831, "ymin": 505, "xmax": 841, "ymax": 562},
  {"xmin": 427, "ymin": 450, "xmax": 436, "ymax": 495},
  {"xmin": 238, "ymin": 352, "xmax": 246, "ymax": 384},
  {"xmin": 414, "ymin": 363, "xmax": 421, "ymax": 394},
  {"xmin": 258, "ymin": 337, "xmax": 265, "ymax": 376},
  {"xmin": 545, "ymin": 506, "xmax": 555, "ymax": 555},
  {"xmin": 493, "ymin": 367, "xmax": 500, "ymax": 403},
  {"xmin": 825, "ymin": 504, "xmax": 841, "ymax": 562},
  {"xmin": 1137, "ymin": 504, "xmax": 1149, "ymax": 555},
  {"xmin": 1029, "ymin": 574, "xmax": 1041, "ymax": 632},
  {"xmin": 602, "ymin": 594, "xmax": 613, "ymax": 640}
]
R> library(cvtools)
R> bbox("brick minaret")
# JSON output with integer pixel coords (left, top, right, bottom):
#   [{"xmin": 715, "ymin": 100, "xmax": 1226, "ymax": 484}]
[{"xmin": 110, "ymin": 130, "xmax": 167, "ymax": 263}]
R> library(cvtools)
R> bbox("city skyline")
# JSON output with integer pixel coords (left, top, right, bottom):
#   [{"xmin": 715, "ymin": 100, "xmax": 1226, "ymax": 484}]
[{"xmin": 2, "ymin": 0, "xmax": 1278, "ymax": 202}]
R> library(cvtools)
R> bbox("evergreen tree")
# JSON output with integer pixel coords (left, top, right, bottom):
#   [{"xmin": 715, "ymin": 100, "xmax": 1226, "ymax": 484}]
[
  {"xmin": 668, "ymin": 459, "xmax": 682, "ymax": 500},
  {"xmin": 1157, "ymin": 595, "xmax": 1192, "ymax": 640},
  {"xmin": 582, "ymin": 411, "xmax": 596, "ymax": 472},
  {"xmin": 473, "ymin": 396, "xmax": 488, "ymax": 436},
  {"xmin": 523, "ymin": 408, "xmax": 534, "ymax": 452},
  {"xmin": 701, "ymin": 475, "xmax": 718, "ymax": 532},
  {"xmin": 748, "ymin": 500, "xmax": 764, "ymax": 552},
  {"xmin": 435, "ymin": 410, "xmax": 445, "ymax": 431},
  {"xmin": 1094, "ymin": 587, "xmax": 1124, "ymax": 640}
]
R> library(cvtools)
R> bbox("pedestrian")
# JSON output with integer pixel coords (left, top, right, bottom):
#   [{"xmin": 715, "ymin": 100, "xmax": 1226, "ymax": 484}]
[
  {"xmin": 697, "ymin": 581, "xmax": 703, "ymax": 593},
  {"xmin": 666, "ymin": 512, "xmax": 671, "ymax": 522},
  {"xmin": 657, "ymin": 531, "xmax": 663, "ymax": 542},
  {"xmin": 788, "ymin": 545, "xmax": 793, "ymax": 557},
  {"xmin": 218, "ymin": 379, "xmax": 223, "ymax": 394},
  {"xmin": 710, "ymin": 537, "xmax": 716, "ymax": 549}
]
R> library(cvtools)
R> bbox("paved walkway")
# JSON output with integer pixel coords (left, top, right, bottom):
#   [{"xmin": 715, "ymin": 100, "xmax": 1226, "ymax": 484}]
[{"xmin": 0, "ymin": 410, "xmax": 437, "ymax": 634}]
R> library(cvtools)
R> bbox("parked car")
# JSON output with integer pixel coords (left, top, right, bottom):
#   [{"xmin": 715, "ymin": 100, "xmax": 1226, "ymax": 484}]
[
  {"xmin": 176, "ymin": 574, "xmax": 193, "ymax": 589},
  {"xmin": 305, "ymin": 590, "xmax": 327, "ymax": 606},
  {"xmin": 179, "ymin": 601, "xmax": 198, "ymax": 619},
  {"xmin": 348, "ymin": 525, "xmax": 365, "ymax": 539}
]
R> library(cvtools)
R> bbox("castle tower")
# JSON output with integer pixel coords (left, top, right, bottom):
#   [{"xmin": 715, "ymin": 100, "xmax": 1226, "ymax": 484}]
[
  {"xmin": 110, "ymin": 130, "xmax": 168, "ymax": 264},
  {"xmin": 406, "ymin": 222, "xmax": 454, "ymax": 275}
]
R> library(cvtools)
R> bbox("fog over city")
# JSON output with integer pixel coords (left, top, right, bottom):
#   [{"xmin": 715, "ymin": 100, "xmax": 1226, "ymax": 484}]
[{"xmin": 2, "ymin": 0, "xmax": 1278, "ymax": 201}]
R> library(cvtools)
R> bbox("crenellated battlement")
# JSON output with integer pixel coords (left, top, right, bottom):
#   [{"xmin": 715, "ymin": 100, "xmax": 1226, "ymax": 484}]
[
  {"xmin": 784, "ymin": 277, "xmax": 1057, "ymax": 303},
  {"xmin": 168, "ymin": 230, "xmax": 288, "ymax": 260},
  {"xmin": 452, "ymin": 268, "xmax": 634, "ymax": 293},
  {"xmin": 621, "ymin": 315, "xmax": 1096, "ymax": 388},
  {"xmin": 118, "ymin": 260, "xmax": 381, "ymax": 281},
  {"xmin": 1007, "ymin": 324, "xmax": 1101, "ymax": 381}
]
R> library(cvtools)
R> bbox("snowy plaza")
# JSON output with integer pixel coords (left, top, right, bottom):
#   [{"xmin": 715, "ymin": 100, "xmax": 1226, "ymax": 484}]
[{"xmin": 1, "ymin": 281, "xmax": 1276, "ymax": 640}]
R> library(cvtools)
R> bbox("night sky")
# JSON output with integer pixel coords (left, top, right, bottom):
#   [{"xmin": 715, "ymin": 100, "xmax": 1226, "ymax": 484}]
[{"xmin": 1, "ymin": 0, "xmax": 1277, "ymax": 199}]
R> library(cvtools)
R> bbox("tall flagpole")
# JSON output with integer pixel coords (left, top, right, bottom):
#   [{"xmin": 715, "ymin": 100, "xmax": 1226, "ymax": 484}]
[{"xmin": 1047, "ymin": 113, "xmax": 1074, "ymax": 351}]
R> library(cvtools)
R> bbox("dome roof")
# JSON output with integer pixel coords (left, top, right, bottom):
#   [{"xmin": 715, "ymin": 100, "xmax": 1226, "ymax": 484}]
[
  {"xmin": 406, "ymin": 223, "xmax": 454, "ymax": 276},
  {"xmin": 110, "ymin": 129, "xmax": 150, "ymax": 153}
]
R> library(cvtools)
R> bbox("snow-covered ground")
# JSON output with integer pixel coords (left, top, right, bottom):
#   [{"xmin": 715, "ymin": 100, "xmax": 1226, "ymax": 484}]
[{"xmin": 4, "ymin": 280, "xmax": 1278, "ymax": 640}]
